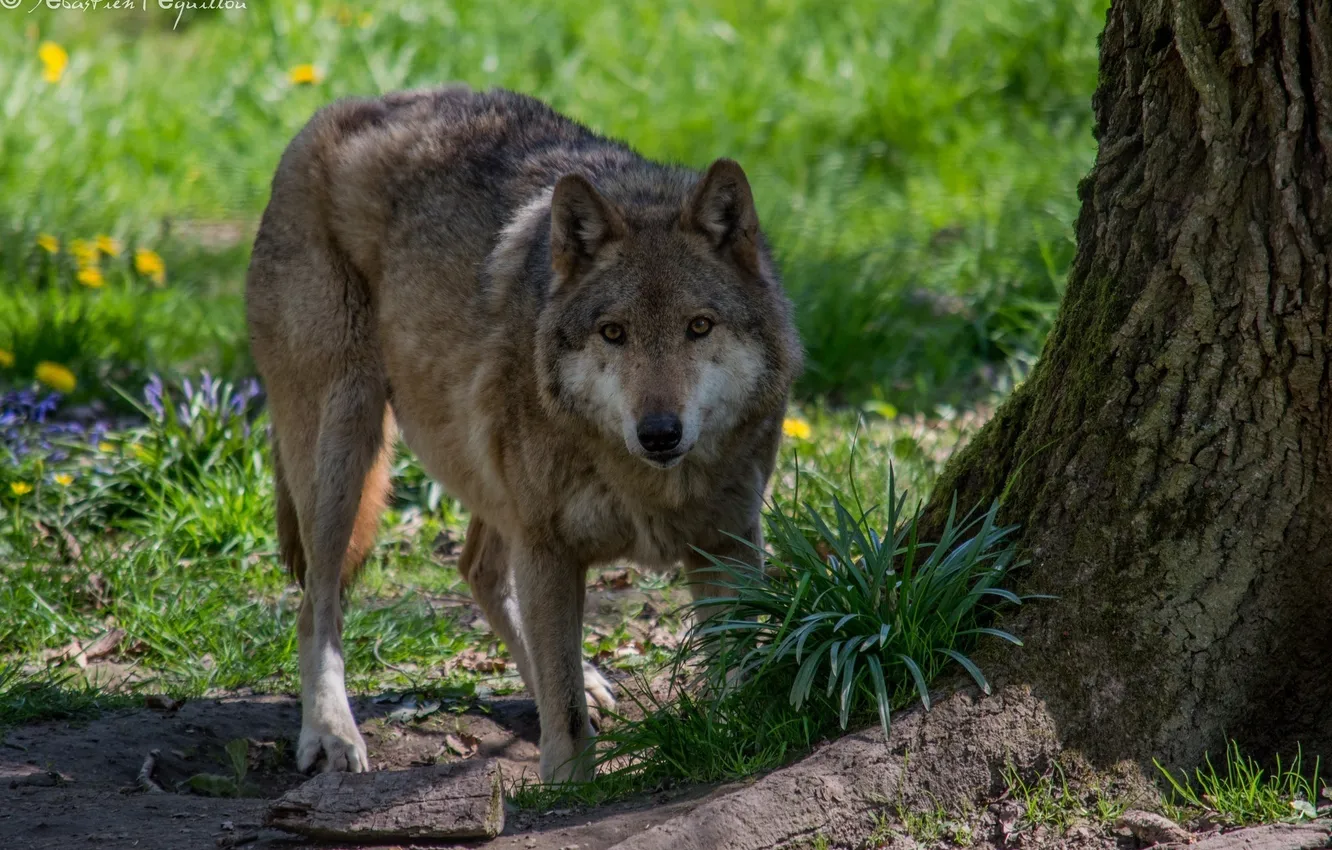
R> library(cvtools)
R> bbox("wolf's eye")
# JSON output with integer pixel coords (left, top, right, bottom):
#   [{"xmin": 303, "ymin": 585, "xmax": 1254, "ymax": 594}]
[
  {"xmin": 687, "ymin": 317, "xmax": 713, "ymax": 338},
  {"xmin": 600, "ymin": 323, "xmax": 625, "ymax": 344}
]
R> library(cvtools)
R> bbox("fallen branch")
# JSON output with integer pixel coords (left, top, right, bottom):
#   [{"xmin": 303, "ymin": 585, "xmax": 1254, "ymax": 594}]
[{"xmin": 136, "ymin": 748, "xmax": 164, "ymax": 794}]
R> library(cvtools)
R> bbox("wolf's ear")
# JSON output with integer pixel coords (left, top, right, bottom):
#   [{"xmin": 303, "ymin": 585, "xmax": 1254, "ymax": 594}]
[
  {"xmin": 684, "ymin": 158, "xmax": 760, "ymax": 275},
  {"xmin": 550, "ymin": 174, "xmax": 625, "ymax": 285}
]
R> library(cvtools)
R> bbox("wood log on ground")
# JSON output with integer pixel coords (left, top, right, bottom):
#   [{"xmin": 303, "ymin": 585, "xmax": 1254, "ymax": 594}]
[{"xmin": 264, "ymin": 759, "xmax": 504, "ymax": 842}]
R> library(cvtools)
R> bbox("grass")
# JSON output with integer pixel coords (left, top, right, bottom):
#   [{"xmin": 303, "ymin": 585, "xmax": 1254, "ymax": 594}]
[
  {"xmin": 0, "ymin": 377, "xmax": 484, "ymax": 710},
  {"xmin": 0, "ymin": 662, "xmax": 137, "ymax": 728},
  {"xmin": 0, "ymin": 0, "xmax": 1106, "ymax": 410},
  {"xmin": 0, "ymin": 374, "xmax": 974, "ymax": 730},
  {"xmin": 1156, "ymin": 741, "xmax": 1327, "ymax": 827},
  {"xmin": 1001, "ymin": 761, "xmax": 1129, "ymax": 833}
]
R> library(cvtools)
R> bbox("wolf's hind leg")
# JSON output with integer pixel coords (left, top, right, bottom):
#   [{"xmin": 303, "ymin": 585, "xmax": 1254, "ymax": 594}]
[{"xmin": 289, "ymin": 372, "xmax": 389, "ymax": 774}]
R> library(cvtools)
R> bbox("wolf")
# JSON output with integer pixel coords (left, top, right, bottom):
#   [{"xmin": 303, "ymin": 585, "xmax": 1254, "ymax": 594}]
[{"xmin": 245, "ymin": 86, "xmax": 802, "ymax": 782}]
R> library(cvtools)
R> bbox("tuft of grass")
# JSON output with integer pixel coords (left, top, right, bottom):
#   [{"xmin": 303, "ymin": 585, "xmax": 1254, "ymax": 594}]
[
  {"xmin": 999, "ymin": 761, "xmax": 1130, "ymax": 833},
  {"xmin": 1155, "ymin": 741, "xmax": 1326, "ymax": 827},
  {"xmin": 0, "ymin": 662, "xmax": 136, "ymax": 730}
]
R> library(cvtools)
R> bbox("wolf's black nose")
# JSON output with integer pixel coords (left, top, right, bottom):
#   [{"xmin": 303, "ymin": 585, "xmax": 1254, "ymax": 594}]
[{"xmin": 637, "ymin": 414, "xmax": 683, "ymax": 453}]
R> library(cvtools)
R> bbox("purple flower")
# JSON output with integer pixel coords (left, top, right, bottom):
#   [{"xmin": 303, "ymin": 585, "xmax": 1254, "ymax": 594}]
[
  {"xmin": 143, "ymin": 374, "xmax": 165, "ymax": 418},
  {"xmin": 230, "ymin": 378, "xmax": 263, "ymax": 415},
  {"xmin": 33, "ymin": 393, "xmax": 60, "ymax": 422},
  {"xmin": 200, "ymin": 371, "xmax": 221, "ymax": 411}
]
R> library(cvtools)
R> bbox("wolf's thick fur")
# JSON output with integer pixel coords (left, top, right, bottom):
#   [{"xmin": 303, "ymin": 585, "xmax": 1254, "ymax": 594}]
[{"xmin": 246, "ymin": 87, "xmax": 801, "ymax": 781}]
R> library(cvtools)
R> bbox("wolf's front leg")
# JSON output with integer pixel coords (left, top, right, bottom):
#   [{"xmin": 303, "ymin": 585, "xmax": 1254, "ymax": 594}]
[
  {"xmin": 514, "ymin": 549, "xmax": 594, "ymax": 782},
  {"xmin": 296, "ymin": 592, "xmax": 368, "ymax": 772}
]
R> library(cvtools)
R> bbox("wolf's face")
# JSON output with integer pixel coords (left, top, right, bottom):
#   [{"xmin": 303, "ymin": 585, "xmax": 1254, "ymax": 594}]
[{"xmin": 536, "ymin": 160, "xmax": 798, "ymax": 469}]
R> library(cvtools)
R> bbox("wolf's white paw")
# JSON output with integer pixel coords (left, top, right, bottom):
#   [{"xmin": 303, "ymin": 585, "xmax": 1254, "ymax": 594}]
[
  {"xmin": 539, "ymin": 731, "xmax": 595, "ymax": 783},
  {"xmin": 583, "ymin": 660, "xmax": 617, "ymax": 727},
  {"xmin": 297, "ymin": 711, "xmax": 369, "ymax": 774}
]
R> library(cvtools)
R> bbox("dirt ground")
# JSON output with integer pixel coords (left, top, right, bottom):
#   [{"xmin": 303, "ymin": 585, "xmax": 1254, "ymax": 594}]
[
  {"xmin": 0, "ymin": 574, "xmax": 714, "ymax": 850},
  {"xmin": 7, "ymin": 571, "xmax": 1322, "ymax": 850},
  {"xmin": 6, "ymin": 691, "xmax": 1326, "ymax": 850},
  {"xmin": 0, "ymin": 690, "xmax": 725, "ymax": 850}
]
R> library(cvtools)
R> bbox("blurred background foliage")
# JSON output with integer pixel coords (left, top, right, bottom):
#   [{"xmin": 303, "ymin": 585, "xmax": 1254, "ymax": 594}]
[{"xmin": 0, "ymin": 0, "xmax": 1106, "ymax": 412}]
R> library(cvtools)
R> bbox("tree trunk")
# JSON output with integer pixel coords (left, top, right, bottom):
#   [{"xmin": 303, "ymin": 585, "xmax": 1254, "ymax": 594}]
[{"xmin": 928, "ymin": 0, "xmax": 1332, "ymax": 769}]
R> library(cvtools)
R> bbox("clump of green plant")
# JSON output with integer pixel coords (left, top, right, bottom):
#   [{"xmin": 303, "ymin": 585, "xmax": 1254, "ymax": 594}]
[
  {"xmin": 183, "ymin": 738, "xmax": 255, "ymax": 797},
  {"xmin": 894, "ymin": 801, "xmax": 968, "ymax": 845},
  {"xmin": 689, "ymin": 468, "xmax": 1027, "ymax": 741},
  {"xmin": 1156, "ymin": 741, "xmax": 1327, "ymax": 826}
]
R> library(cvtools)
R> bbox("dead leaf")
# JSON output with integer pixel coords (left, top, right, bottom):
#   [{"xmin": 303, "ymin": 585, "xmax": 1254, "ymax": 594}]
[
  {"xmin": 82, "ymin": 628, "xmax": 127, "ymax": 661},
  {"xmin": 989, "ymin": 801, "xmax": 1023, "ymax": 846},
  {"xmin": 444, "ymin": 732, "xmax": 479, "ymax": 759},
  {"xmin": 453, "ymin": 649, "xmax": 506, "ymax": 674},
  {"xmin": 386, "ymin": 695, "xmax": 442, "ymax": 722},
  {"xmin": 85, "ymin": 572, "xmax": 110, "ymax": 609}
]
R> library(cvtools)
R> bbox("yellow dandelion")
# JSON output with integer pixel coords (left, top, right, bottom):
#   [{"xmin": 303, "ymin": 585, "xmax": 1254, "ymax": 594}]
[
  {"xmin": 134, "ymin": 248, "xmax": 166, "ymax": 285},
  {"xmin": 288, "ymin": 63, "xmax": 322, "ymax": 85},
  {"xmin": 77, "ymin": 266, "xmax": 104, "ymax": 288},
  {"xmin": 38, "ymin": 42, "xmax": 68, "ymax": 84},
  {"xmin": 782, "ymin": 417, "xmax": 812, "ymax": 441},
  {"xmin": 98, "ymin": 441, "xmax": 115, "ymax": 453},
  {"xmin": 95, "ymin": 234, "xmax": 122, "ymax": 257},
  {"xmin": 37, "ymin": 233, "xmax": 59, "ymax": 254},
  {"xmin": 0, "ymin": 349, "xmax": 13, "ymax": 368},
  {"xmin": 53, "ymin": 473, "xmax": 73, "ymax": 487},
  {"xmin": 10, "ymin": 481, "xmax": 33, "ymax": 496},
  {"xmin": 335, "ymin": 5, "xmax": 353, "ymax": 25},
  {"xmin": 35, "ymin": 361, "xmax": 77, "ymax": 394},
  {"xmin": 70, "ymin": 238, "xmax": 99, "ymax": 267}
]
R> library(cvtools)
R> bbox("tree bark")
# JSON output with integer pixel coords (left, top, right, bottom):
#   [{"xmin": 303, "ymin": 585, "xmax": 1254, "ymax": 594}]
[{"xmin": 928, "ymin": 0, "xmax": 1332, "ymax": 769}]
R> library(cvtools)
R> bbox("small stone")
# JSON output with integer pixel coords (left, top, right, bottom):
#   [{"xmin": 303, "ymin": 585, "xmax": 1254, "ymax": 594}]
[{"xmin": 1116, "ymin": 810, "xmax": 1190, "ymax": 846}]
